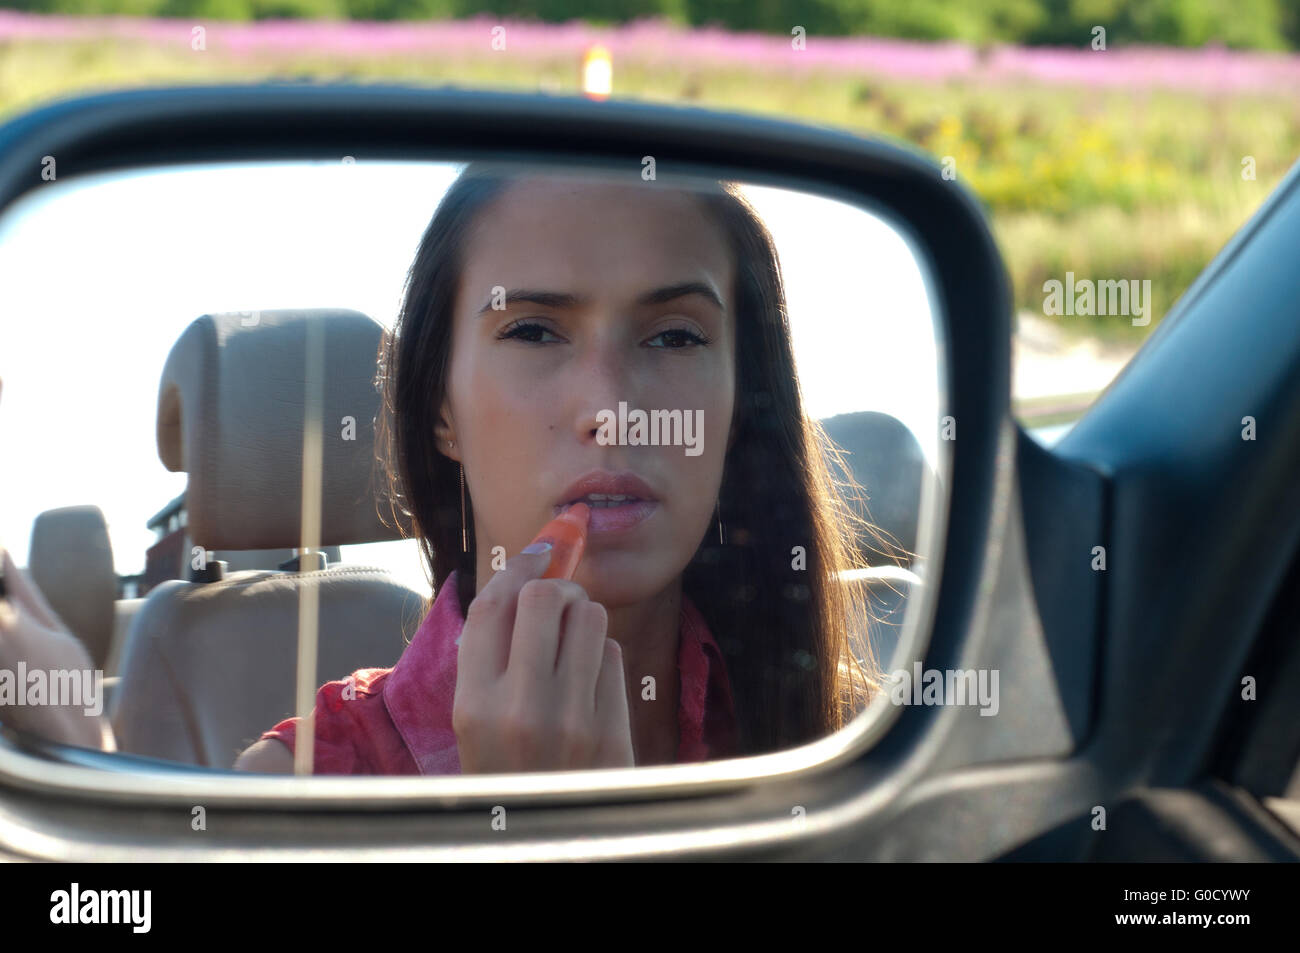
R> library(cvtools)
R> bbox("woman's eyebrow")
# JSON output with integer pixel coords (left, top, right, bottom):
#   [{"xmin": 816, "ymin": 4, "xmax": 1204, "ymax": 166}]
[
  {"xmin": 476, "ymin": 282, "xmax": 724, "ymax": 315},
  {"xmin": 476, "ymin": 289, "xmax": 579, "ymax": 314},
  {"xmin": 636, "ymin": 281, "xmax": 725, "ymax": 311}
]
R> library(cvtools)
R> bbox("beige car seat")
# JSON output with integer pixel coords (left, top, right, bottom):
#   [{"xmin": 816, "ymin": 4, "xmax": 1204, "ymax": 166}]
[
  {"xmin": 27, "ymin": 504, "xmax": 117, "ymax": 669},
  {"xmin": 109, "ymin": 309, "xmax": 425, "ymax": 768}
]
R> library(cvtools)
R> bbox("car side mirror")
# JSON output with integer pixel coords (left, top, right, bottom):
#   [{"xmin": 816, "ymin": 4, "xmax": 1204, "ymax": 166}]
[{"xmin": 0, "ymin": 85, "xmax": 1010, "ymax": 792}]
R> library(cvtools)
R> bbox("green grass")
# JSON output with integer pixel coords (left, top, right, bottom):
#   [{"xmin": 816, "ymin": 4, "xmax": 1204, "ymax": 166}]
[{"xmin": 2, "ymin": 36, "xmax": 1297, "ymax": 342}]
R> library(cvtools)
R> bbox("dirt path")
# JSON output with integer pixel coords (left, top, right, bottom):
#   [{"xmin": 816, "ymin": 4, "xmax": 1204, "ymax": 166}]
[{"xmin": 1013, "ymin": 312, "xmax": 1142, "ymax": 424}]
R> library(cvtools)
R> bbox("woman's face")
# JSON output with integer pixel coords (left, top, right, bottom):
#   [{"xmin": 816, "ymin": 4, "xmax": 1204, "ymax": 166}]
[{"xmin": 439, "ymin": 176, "xmax": 736, "ymax": 608}]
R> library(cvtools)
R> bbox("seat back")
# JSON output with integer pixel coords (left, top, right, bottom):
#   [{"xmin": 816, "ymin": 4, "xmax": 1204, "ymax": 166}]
[
  {"xmin": 817, "ymin": 412, "xmax": 933, "ymax": 673},
  {"xmin": 28, "ymin": 504, "xmax": 117, "ymax": 668},
  {"xmin": 818, "ymin": 410, "xmax": 932, "ymax": 564}
]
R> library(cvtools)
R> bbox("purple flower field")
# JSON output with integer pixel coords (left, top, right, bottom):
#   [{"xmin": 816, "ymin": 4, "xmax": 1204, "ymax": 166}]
[{"xmin": 2, "ymin": 11, "xmax": 1300, "ymax": 93}]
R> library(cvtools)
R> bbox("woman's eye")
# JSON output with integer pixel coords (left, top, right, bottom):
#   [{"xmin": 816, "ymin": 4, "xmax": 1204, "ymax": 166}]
[
  {"xmin": 647, "ymin": 328, "xmax": 708, "ymax": 349},
  {"xmin": 497, "ymin": 320, "xmax": 560, "ymax": 344}
]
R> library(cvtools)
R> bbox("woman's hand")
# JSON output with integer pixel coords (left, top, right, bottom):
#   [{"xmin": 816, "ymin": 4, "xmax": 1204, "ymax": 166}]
[
  {"xmin": 0, "ymin": 546, "xmax": 115, "ymax": 751},
  {"xmin": 452, "ymin": 547, "xmax": 634, "ymax": 773}
]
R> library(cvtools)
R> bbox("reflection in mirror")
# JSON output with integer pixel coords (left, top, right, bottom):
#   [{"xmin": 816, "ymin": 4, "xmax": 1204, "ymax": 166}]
[{"xmin": 0, "ymin": 159, "xmax": 943, "ymax": 777}]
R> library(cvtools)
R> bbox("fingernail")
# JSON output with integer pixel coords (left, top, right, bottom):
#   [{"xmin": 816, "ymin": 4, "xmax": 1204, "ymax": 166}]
[{"xmin": 521, "ymin": 541, "xmax": 553, "ymax": 556}]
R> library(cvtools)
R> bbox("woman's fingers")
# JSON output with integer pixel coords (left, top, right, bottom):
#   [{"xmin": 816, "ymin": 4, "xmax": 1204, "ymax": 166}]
[
  {"xmin": 594, "ymin": 638, "xmax": 634, "ymax": 766},
  {"xmin": 506, "ymin": 578, "xmax": 587, "ymax": 685},
  {"xmin": 453, "ymin": 541, "xmax": 635, "ymax": 773},
  {"xmin": 555, "ymin": 599, "xmax": 609, "ymax": 709},
  {"xmin": 456, "ymin": 547, "xmax": 553, "ymax": 682}
]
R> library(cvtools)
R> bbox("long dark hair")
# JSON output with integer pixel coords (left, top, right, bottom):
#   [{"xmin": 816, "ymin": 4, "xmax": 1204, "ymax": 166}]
[{"xmin": 375, "ymin": 162, "xmax": 887, "ymax": 757}]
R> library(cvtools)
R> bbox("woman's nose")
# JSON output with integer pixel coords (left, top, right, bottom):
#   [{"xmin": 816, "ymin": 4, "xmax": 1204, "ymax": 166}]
[{"xmin": 570, "ymin": 335, "xmax": 634, "ymax": 444}]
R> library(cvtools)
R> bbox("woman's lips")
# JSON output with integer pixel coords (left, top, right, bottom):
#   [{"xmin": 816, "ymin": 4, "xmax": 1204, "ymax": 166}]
[{"xmin": 556, "ymin": 497, "xmax": 658, "ymax": 534}]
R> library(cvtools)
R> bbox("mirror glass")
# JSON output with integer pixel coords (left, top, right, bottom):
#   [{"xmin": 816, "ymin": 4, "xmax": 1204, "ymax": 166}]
[{"xmin": 0, "ymin": 158, "xmax": 945, "ymax": 777}]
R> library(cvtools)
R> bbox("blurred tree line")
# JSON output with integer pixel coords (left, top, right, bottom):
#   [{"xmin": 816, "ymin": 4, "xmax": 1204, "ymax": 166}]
[{"xmin": 4, "ymin": 0, "xmax": 1299, "ymax": 52}]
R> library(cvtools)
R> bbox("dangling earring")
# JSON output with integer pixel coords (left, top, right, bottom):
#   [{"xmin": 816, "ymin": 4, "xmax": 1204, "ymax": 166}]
[
  {"xmin": 716, "ymin": 498, "xmax": 725, "ymax": 545},
  {"xmin": 448, "ymin": 439, "xmax": 467, "ymax": 553},
  {"xmin": 458, "ymin": 461, "xmax": 468, "ymax": 553}
]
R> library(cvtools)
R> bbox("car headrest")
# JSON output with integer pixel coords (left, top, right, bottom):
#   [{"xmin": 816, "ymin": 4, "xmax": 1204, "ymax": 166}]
[
  {"xmin": 817, "ymin": 411, "xmax": 931, "ymax": 562},
  {"xmin": 28, "ymin": 504, "xmax": 116, "ymax": 667},
  {"xmin": 156, "ymin": 309, "xmax": 410, "ymax": 551}
]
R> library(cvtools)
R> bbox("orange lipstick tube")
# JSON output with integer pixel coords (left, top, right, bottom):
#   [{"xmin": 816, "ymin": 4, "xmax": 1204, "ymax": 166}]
[{"xmin": 531, "ymin": 503, "xmax": 590, "ymax": 581}]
